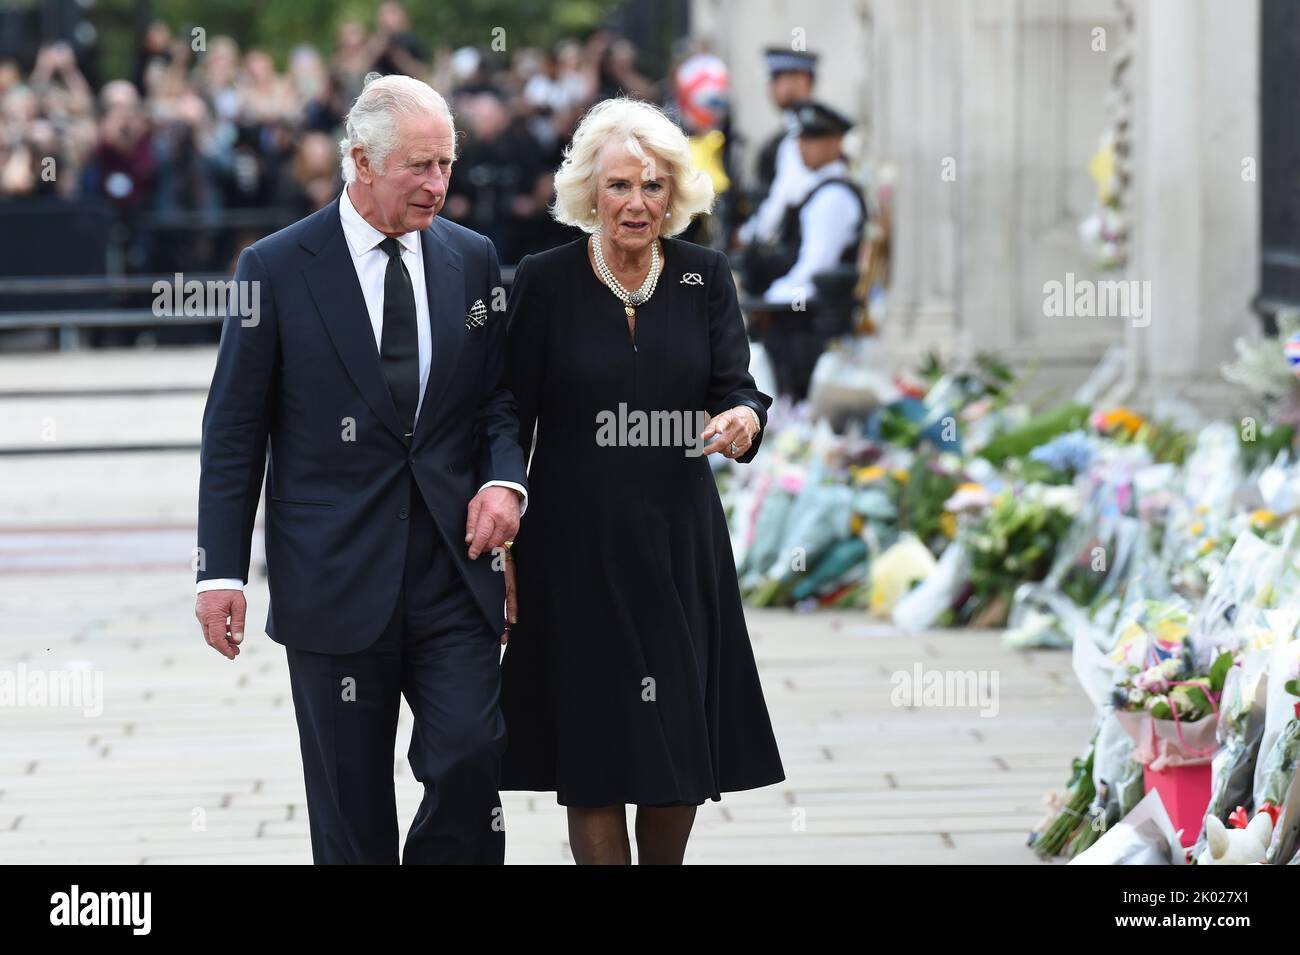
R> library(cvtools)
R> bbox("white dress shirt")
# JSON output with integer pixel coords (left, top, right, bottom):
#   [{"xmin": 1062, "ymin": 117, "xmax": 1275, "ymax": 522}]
[
  {"xmin": 764, "ymin": 159, "xmax": 863, "ymax": 304},
  {"xmin": 198, "ymin": 186, "xmax": 526, "ymax": 593},
  {"xmin": 737, "ymin": 122, "xmax": 817, "ymax": 246},
  {"xmin": 339, "ymin": 181, "xmax": 435, "ymax": 421}
]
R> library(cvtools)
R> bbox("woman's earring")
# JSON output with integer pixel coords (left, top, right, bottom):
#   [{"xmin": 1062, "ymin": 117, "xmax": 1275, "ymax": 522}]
[
  {"xmin": 590, "ymin": 207, "xmax": 596, "ymax": 214},
  {"xmin": 666, "ymin": 211, "xmax": 671, "ymax": 218}
]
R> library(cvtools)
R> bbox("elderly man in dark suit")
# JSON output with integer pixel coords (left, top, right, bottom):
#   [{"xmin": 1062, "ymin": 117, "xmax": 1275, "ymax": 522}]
[{"xmin": 194, "ymin": 72, "xmax": 526, "ymax": 864}]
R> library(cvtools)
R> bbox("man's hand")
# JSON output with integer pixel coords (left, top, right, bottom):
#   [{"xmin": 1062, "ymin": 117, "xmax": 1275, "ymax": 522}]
[
  {"xmin": 465, "ymin": 485, "xmax": 521, "ymax": 561},
  {"xmin": 195, "ymin": 589, "xmax": 247, "ymax": 660}
]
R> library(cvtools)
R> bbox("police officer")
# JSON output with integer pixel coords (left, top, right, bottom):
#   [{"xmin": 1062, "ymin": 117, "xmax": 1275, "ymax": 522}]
[
  {"xmin": 749, "ymin": 101, "xmax": 866, "ymax": 400},
  {"xmin": 764, "ymin": 101, "xmax": 864, "ymax": 304},
  {"xmin": 737, "ymin": 48, "xmax": 818, "ymax": 247}
]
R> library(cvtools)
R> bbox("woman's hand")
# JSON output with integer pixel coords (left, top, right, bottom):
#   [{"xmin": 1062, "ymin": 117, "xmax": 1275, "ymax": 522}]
[{"xmin": 700, "ymin": 405, "xmax": 761, "ymax": 459}]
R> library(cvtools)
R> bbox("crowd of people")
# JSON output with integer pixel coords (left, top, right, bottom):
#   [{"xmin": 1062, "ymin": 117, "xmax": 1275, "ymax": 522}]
[
  {"xmin": 1, "ymin": 3, "xmax": 870, "ymax": 395},
  {"xmin": 0, "ymin": 2, "xmax": 723, "ymax": 274}
]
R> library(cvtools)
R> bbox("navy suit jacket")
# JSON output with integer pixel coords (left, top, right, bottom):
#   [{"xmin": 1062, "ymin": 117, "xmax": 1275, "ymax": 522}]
[{"xmin": 197, "ymin": 197, "xmax": 527, "ymax": 653}]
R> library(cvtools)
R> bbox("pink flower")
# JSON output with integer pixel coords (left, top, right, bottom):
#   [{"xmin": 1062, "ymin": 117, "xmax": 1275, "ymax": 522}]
[{"xmin": 944, "ymin": 483, "xmax": 994, "ymax": 513}]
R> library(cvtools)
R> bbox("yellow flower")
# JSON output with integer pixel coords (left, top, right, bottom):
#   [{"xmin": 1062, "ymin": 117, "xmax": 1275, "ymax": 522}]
[
  {"xmin": 956, "ymin": 482, "xmax": 985, "ymax": 494},
  {"xmin": 1100, "ymin": 407, "xmax": 1145, "ymax": 436},
  {"xmin": 891, "ymin": 469, "xmax": 910, "ymax": 484},
  {"xmin": 1153, "ymin": 618, "xmax": 1189, "ymax": 643},
  {"xmin": 1109, "ymin": 623, "xmax": 1145, "ymax": 663},
  {"xmin": 939, "ymin": 512, "xmax": 957, "ymax": 539},
  {"xmin": 851, "ymin": 513, "xmax": 865, "ymax": 535},
  {"xmin": 1250, "ymin": 509, "xmax": 1277, "ymax": 530},
  {"xmin": 1189, "ymin": 521, "xmax": 1205, "ymax": 537},
  {"xmin": 1088, "ymin": 140, "xmax": 1116, "ymax": 204},
  {"xmin": 1195, "ymin": 504, "xmax": 1210, "ymax": 515},
  {"xmin": 856, "ymin": 465, "xmax": 887, "ymax": 483},
  {"xmin": 1198, "ymin": 537, "xmax": 1218, "ymax": 556},
  {"xmin": 688, "ymin": 129, "xmax": 730, "ymax": 193}
]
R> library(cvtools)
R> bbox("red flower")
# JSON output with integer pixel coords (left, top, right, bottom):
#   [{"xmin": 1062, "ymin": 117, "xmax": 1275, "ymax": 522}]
[{"xmin": 1228, "ymin": 803, "xmax": 1280, "ymax": 829}]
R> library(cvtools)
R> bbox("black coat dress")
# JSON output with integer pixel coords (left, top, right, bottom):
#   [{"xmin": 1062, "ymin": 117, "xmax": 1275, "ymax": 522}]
[{"xmin": 499, "ymin": 235, "xmax": 786, "ymax": 807}]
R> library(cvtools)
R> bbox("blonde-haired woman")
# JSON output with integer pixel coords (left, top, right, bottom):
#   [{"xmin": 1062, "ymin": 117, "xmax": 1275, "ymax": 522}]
[{"xmin": 499, "ymin": 97, "xmax": 785, "ymax": 864}]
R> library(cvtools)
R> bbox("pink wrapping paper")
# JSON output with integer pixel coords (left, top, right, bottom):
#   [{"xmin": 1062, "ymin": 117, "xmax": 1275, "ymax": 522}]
[{"xmin": 1116, "ymin": 710, "xmax": 1219, "ymax": 771}]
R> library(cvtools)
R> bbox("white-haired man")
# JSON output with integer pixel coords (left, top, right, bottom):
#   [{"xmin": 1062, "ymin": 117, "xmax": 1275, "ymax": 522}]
[{"xmin": 195, "ymin": 73, "xmax": 526, "ymax": 864}]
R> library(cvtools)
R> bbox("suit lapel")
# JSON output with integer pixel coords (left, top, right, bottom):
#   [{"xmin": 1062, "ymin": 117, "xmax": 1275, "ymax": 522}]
[
  {"xmin": 303, "ymin": 205, "xmax": 406, "ymax": 442},
  {"xmin": 414, "ymin": 221, "xmax": 465, "ymax": 440}
]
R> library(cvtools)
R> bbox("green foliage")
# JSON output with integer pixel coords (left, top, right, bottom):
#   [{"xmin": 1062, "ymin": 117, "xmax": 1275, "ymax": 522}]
[
  {"xmin": 1139, "ymin": 419, "xmax": 1190, "ymax": 466},
  {"xmin": 1239, "ymin": 423, "xmax": 1296, "ymax": 470},
  {"xmin": 1208, "ymin": 650, "xmax": 1233, "ymax": 694},
  {"xmin": 963, "ymin": 491, "xmax": 1075, "ymax": 618},
  {"xmin": 892, "ymin": 453, "xmax": 959, "ymax": 549},
  {"xmin": 978, "ymin": 402, "xmax": 1091, "ymax": 466},
  {"xmin": 1032, "ymin": 742, "xmax": 1096, "ymax": 857},
  {"xmin": 875, "ymin": 404, "xmax": 923, "ymax": 448},
  {"xmin": 91, "ymin": 0, "xmax": 619, "ymax": 80}
]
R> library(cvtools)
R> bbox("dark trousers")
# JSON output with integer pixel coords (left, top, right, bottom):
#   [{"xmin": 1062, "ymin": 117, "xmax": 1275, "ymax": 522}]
[
  {"xmin": 763, "ymin": 312, "xmax": 831, "ymax": 401},
  {"xmin": 284, "ymin": 490, "xmax": 507, "ymax": 864}
]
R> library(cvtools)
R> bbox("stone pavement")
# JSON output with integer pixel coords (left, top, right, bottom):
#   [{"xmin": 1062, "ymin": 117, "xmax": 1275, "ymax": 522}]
[{"xmin": 0, "ymin": 347, "xmax": 1094, "ymax": 864}]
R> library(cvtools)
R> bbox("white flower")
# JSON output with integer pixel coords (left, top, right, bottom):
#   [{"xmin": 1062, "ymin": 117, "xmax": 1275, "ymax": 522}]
[{"xmin": 1039, "ymin": 485, "xmax": 1082, "ymax": 516}]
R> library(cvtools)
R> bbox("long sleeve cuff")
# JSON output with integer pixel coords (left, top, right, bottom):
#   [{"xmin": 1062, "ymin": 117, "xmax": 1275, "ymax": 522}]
[{"xmin": 197, "ymin": 578, "xmax": 245, "ymax": 594}]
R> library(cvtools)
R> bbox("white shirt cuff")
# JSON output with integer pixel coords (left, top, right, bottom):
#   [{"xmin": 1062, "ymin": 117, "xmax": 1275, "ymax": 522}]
[
  {"xmin": 197, "ymin": 484, "xmax": 528, "ymax": 596},
  {"xmin": 197, "ymin": 578, "xmax": 245, "ymax": 594},
  {"xmin": 479, "ymin": 481, "xmax": 528, "ymax": 517}
]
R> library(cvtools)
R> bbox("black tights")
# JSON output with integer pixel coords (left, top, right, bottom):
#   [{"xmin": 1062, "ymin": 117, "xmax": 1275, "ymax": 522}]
[{"xmin": 567, "ymin": 804, "xmax": 699, "ymax": 865}]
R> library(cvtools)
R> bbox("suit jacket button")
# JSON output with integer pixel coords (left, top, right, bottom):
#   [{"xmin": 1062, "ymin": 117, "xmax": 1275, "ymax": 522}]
[{"xmin": 398, "ymin": 505, "xmax": 409, "ymax": 520}]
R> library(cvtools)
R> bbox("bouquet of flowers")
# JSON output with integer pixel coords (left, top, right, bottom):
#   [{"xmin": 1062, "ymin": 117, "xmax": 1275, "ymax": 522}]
[
  {"xmin": 1029, "ymin": 739, "xmax": 1096, "ymax": 858},
  {"xmin": 952, "ymin": 484, "xmax": 1079, "ymax": 628},
  {"xmin": 1112, "ymin": 627, "xmax": 1232, "ymax": 771},
  {"xmin": 1195, "ymin": 637, "xmax": 1272, "ymax": 860},
  {"xmin": 1064, "ymin": 713, "xmax": 1145, "ymax": 859},
  {"xmin": 891, "ymin": 450, "xmax": 964, "ymax": 554},
  {"xmin": 1091, "ymin": 408, "xmax": 1189, "ymax": 465},
  {"xmin": 978, "ymin": 402, "xmax": 1091, "ymax": 467},
  {"xmin": 1257, "ymin": 655, "xmax": 1300, "ymax": 863},
  {"xmin": 867, "ymin": 352, "xmax": 1016, "ymax": 454},
  {"xmin": 1222, "ymin": 307, "xmax": 1300, "ymax": 442},
  {"xmin": 867, "ymin": 532, "xmax": 937, "ymax": 616}
]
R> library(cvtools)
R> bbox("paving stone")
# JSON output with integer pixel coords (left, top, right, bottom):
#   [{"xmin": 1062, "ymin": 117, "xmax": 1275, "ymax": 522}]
[{"xmin": 0, "ymin": 349, "xmax": 1095, "ymax": 864}]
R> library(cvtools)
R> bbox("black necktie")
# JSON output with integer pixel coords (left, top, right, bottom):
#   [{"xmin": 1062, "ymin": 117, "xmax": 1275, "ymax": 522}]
[{"xmin": 378, "ymin": 237, "xmax": 420, "ymax": 438}]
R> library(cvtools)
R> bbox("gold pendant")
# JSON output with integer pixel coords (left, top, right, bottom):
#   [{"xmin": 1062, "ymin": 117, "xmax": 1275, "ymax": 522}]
[{"xmin": 625, "ymin": 305, "xmax": 635, "ymax": 318}]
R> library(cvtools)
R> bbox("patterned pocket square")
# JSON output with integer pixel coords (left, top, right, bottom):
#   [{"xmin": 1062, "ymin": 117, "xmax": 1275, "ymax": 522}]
[{"xmin": 466, "ymin": 299, "xmax": 488, "ymax": 330}]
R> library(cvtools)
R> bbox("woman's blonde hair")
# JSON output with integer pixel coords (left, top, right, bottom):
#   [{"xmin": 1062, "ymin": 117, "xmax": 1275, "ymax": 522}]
[{"xmin": 552, "ymin": 97, "xmax": 714, "ymax": 237}]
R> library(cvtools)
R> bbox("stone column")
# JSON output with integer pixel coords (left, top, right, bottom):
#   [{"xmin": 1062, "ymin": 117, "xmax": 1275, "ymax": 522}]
[
  {"xmin": 1126, "ymin": 0, "xmax": 1259, "ymax": 414},
  {"xmin": 874, "ymin": 0, "xmax": 963, "ymax": 364}
]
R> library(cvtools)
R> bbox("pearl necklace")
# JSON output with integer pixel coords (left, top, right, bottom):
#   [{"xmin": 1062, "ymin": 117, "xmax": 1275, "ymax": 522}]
[{"xmin": 591, "ymin": 229, "xmax": 661, "ymax": 318}]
